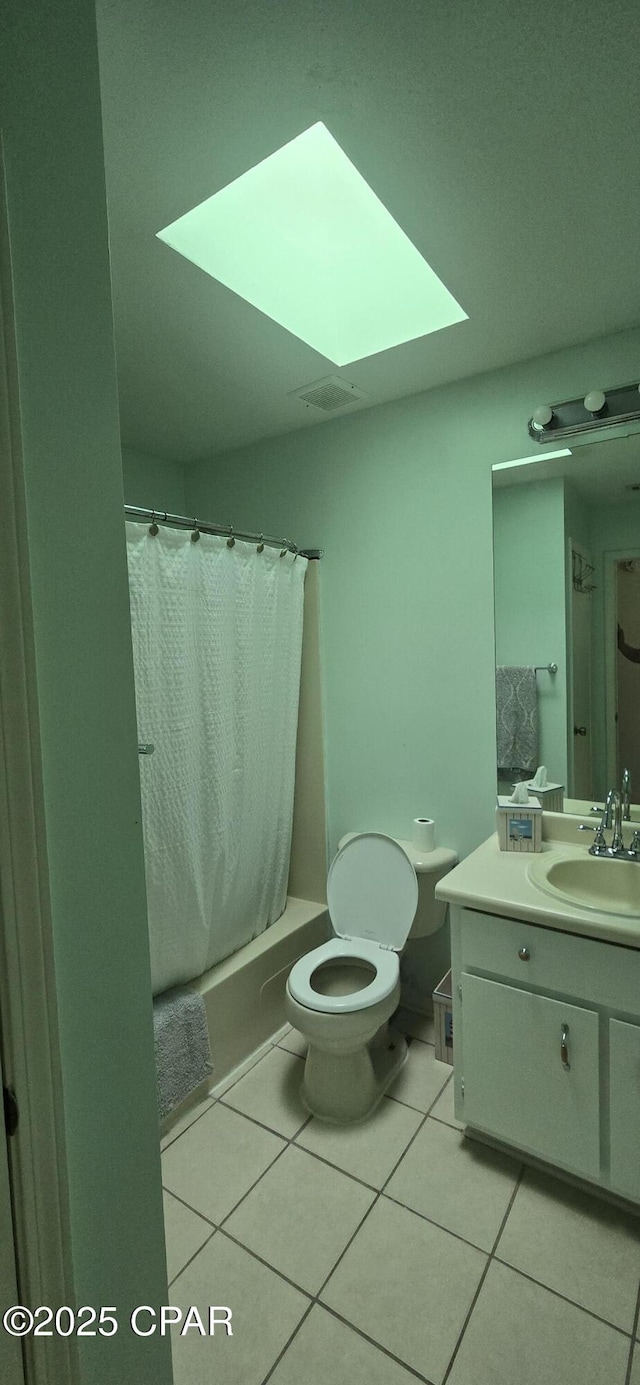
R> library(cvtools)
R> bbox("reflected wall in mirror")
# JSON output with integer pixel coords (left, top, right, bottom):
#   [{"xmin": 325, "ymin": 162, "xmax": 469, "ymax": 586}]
[{"xmin": 492, "ymin": 433, "xmax": 640, "ymax": 812}]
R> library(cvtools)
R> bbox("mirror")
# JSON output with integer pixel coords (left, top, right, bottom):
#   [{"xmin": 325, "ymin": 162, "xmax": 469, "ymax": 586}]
[{"xmin": 492, "ymin": 433, "xmax": 640, "ymax": 816}]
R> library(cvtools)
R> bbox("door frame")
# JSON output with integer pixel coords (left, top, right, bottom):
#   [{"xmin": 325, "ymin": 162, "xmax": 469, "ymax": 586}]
[
  {"xmin": 604, "ymin": 546, "xmax": 640, "ymax": 791},
  {"xmin": 566, "ymin": 535, "xmax": 594, "ymax": 798},
  {"xmin": 0, "ymin": 138, "xmax": 78, "ymax": 1385}
]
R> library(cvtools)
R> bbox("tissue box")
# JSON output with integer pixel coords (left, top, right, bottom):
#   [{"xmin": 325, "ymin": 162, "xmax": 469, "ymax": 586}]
[
  {"xmin": 496, "ymin": 796, "xmax": 542, "ymax": 853},
  {"xmin": 525, "ymin": 782, "xmax": 564, "ymax": 813}
]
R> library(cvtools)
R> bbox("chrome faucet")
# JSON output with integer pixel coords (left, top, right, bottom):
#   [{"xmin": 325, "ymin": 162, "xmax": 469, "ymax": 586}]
[
  {"xmin": 583, "ymin": 786, "xmax": 640, "ymax": 859},
  {"xmin": 622, "ymin": 767, "xmax": 631, "ymax": 822}
]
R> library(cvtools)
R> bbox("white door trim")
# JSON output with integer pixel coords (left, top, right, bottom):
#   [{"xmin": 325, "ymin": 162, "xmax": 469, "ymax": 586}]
[
  {"xmin": 603, "ymin": 546, "xmax": 640, "ymax": 791},
  {"xmin": 0, "ymin": 138, "xmax": 79, "ymax": 1385}
]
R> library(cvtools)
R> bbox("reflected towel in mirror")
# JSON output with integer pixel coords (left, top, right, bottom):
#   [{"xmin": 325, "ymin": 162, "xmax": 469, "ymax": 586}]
[{"xmin": 496, "ymin": 665, "xmax": 538, "ymax": 774}]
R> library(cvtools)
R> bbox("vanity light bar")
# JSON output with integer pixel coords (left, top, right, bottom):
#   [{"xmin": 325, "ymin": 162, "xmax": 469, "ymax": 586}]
[{"xmin": 527, "ymin": 382, "xmax": 640, "ymax": 444}]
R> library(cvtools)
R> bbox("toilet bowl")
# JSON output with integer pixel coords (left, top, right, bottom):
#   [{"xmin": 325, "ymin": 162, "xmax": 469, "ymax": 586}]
[{"xmin": 285, "ymin": 832, "xmax": 419, "ymax": 1124}]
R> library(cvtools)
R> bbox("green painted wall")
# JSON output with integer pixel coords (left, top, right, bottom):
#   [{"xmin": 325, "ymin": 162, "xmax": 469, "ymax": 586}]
[
  {"xmin": 122, "ymin": 445, "xmax": 186, "ymax": 513},
  {"xmin": 1, "ymin": 4, "xmax": 171, "ymax": 1382},
  {"xmin": 564, "ymin": 481, "xmax": 592, "ymax": 553},
  {"xmin": 493, "ymin": 478, "xmax": 567, "ymax": 788},
  {"xmin": 185, "ymin": 326, "xmax": 640, "ymax": 875}
]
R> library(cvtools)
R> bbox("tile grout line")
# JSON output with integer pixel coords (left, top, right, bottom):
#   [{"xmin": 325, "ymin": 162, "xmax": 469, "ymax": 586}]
[
  {"xmin": 167, "ymin": 1061, "xmax": 453, "ymax": 1215},
  {"xmin": 491, "ymin": 1254, "xmax": 636, "ymax": 1340},
  {"xmin": 163, "ymin": 1053, "xmax": 306, "ymax": 1166},
  {"xmin": 310, "ymin": 1075, "xmax": 447, "ymax": 1301},
  {"xmin": 165, "ymin": 1052, "xmax": 449, "ymax": 1376},
  {"xmin": 217, "ymin": 1141, "xmax": 294, "ymax": 1233},
  {"xmin": 253, "ymin": 1077, "xmax": 449, "ymax": 1385},
  {"xmin": 216, "ymin": 1096, "xmax": 309, "ymax": 1144},
  {"xmin": 165, "ymin": 1022, "xmax": 640, "ymax": 1381},
  {"xmin": 167, "ymin": 1113, "xmax": 640, "ymax": 1357},
  {"xmin": 316, "ymin": 1301, "xmax": 439, "ymax": 1385},
  {"xmin": 160, "ymin": 1097, "xmax": 217, "ymax": 1153},
  {"xmin": 440, "ymin": 1164, "xmax": 526, "ymax": 1385},
  {"xmin": 378, "ymin": 1076, "xmax": 453, "ymax": 1195},
  {"xmin": 165, "ymin": 1056, "xmax": 457, "ymax": 1295},
  {"xmin": 289, "ymin": 1138, "xmax": 387, "ymax": 1195},
  {"xmin": 162, "ymin": 1028, "xmax": 440, "ymax": 1154},
  {"xmin": 163, "ymin": 1060, "xmax": 639, "ymax": 1366},
  {"xmin": 167, "ymin": 1228, "xmax": 217, "ymax": 1290},
  {"xmin": 354, "ymin": 1152, "xmax": 637, "ymax": 1338},
  {"xmin": 257, "ymin": 1301, "xmax": 316, "ymax": 1385},
  {"xmin": 209, "ymin": 1038, "xmax": 292, "ymax": 1102},
  {"xmin": 161, "ymin": 1034, "xmax": 287, "ymax": 1152},
  {"xmin": 255, "ymin": 1093, "xmax": 442, "ymax": 1385},
  {"xmin": 219, "ymin": 1225, "xmax": 317, "ymax": 1302},
  {"xmin": 162, "ymin": 1184, "xmax": 217, "ymax": 1232},
  {"xmin": 380, "ymin": 1188, "xmax": 499, "ymax": 1256},
  {"xmin": 254, "ymin": 1285, "xmax": 439, "ymax": 1385}
]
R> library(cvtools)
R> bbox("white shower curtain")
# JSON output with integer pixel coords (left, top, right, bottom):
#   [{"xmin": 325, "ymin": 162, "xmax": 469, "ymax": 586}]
[{"xmin": 126, "ymin": 522, "xmax": 308, "ymax": 995}]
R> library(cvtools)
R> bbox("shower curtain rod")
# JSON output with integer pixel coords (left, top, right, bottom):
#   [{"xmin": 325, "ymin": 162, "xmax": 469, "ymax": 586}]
[{"xmin": 124, "ymin": 505, "xmax": 323, "ymax": 560}]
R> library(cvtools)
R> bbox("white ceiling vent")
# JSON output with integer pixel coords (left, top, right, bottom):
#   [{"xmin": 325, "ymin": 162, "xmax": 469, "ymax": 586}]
[{"xmin": 289, "ymin": 374, "xmax": 368, "ymax": 413}]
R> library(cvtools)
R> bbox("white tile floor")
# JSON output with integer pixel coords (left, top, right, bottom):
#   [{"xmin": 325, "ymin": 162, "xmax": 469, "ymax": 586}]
[{"xmin": 161, "ymin": 1014, "xmax": 640, "ymax": 1385}]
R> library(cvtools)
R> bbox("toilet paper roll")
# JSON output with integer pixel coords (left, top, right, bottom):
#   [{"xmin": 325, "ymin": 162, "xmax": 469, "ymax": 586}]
[{"xmin": 412, "ymin": 818, "xmax": 435, "ymax": 853}]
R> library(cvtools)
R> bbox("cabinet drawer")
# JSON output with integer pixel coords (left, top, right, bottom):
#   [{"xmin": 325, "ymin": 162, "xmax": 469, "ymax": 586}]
[{"xmin": 460, "ymin": 908, "xmax": 640, "ymax": 1014}]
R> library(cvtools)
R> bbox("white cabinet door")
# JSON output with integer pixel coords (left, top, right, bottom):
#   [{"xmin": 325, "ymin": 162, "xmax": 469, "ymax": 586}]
[
  {"xmin": 609, "ymin": 1019, "xmax": 640, "ymax": 1201},
  {"xmin": 462, "ymin": 974, "xmax": 600, "ymax": 1180}
]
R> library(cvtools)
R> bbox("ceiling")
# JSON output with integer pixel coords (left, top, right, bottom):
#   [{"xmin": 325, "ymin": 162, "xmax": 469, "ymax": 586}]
[
  {"xmin": 492, "ymin": 431, "xmax": 640, "ymax": 506},
  {"xmin": 96, "ymin": 0, "xmax": 640, "ymax": 464}
]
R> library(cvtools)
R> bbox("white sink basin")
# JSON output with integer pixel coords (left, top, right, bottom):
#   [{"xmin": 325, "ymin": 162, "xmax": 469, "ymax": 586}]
[{"xmin": 528, "ymin": 852, "xmax": 640, "ymax": 918}]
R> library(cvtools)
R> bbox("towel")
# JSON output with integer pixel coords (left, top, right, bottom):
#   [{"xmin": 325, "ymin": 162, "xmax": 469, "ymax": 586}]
[
  {"xmin": 495, "ymin": 666, "xmax": 538, "ymax": 774},
  {"xmin": 153, "ymin": 986, "xmax": 213, "ymax": 1121}
]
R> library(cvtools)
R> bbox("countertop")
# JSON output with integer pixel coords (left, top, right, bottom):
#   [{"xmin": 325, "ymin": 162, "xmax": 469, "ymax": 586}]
[{"xmin": 436, "ymin": 816, "xmax": 640, "ymax": 947}]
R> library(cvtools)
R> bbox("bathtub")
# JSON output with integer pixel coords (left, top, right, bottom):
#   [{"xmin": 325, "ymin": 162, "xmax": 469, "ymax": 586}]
[{"xmin": 160, "ymin": 896, "xmax": 329, "ymax": 1135}]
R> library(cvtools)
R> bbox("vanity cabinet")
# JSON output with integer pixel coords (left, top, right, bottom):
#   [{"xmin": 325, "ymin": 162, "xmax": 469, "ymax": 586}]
[
  {"xmin": 462, "ymin": 975, "xmax": 600, "ymax": 1179},
  {"xmin": 451, "ymin": 905, "xmax": 640, "ymax": 1201},
  {"xmin": 609, "ymin": 1020, "xmax": 640, "ymax": 1201}
]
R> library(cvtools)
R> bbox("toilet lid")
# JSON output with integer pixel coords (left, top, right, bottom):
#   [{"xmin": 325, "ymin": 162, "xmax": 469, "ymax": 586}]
[{"xmin": 327, "ymin": 832, "xmax": 418, "ymax": 952}]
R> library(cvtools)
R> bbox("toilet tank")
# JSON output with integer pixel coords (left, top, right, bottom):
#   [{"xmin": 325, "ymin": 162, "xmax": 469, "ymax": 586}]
[
  {"xmin": 394, "ymin": 841, "xmax": 457, "ymax": 937},
  {"xmin": 336, "ymin": 833, "xmax": 457, "ymax": 939}
]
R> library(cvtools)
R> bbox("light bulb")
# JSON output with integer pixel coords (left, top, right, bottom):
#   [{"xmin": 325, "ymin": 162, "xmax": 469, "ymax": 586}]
[
  {"xmin": 584, "ymin": 389, "xmax": 606, "ymax": 414},
  {"xmin": 531, "ymin": 405, "xmax": 553, "ymax": 432}
]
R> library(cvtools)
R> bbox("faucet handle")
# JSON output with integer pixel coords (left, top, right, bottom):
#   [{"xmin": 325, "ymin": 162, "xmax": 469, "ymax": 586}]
[
  {"xmin": 578, "ymin": 822, "xmax": 607, "ymax": 852},
  {"xmin": 630, "ymin": 830, "xmax": 640, "ymax": 854}
]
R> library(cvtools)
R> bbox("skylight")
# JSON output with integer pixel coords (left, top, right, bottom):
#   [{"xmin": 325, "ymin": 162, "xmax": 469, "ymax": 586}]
[{"xmin": 157, "ymin": 122, "xmax": 467, "ymax": 365}]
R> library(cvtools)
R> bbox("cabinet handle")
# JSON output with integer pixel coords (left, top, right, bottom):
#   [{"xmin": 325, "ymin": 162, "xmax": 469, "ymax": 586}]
[
  {"xmin": 518, "ymin": 947, "xmax": 530, "ymax": 961},
  {"xmin": 561, "ymin": 1023, "xmax": 570, "ymax": 1069}
]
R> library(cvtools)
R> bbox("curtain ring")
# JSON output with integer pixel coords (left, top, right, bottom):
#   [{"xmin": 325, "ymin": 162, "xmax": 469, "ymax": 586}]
[
  {"xmin": 279, "ymin": 548, "xmax": 287, "ymax": 558},
  {"xmin": 191, "ymin": 518, "xmax": 201, "ymax": 543},
  {"xmin": 256, "ymin": 535, "xmax": 264, "ymax": 553},
  {"xmin": 148, "ymin": 510, "xmax": 159, "ymax": 536},
  {"xmin": 226, "ymin": 527, "xmax": 235, "ymax": 548}
]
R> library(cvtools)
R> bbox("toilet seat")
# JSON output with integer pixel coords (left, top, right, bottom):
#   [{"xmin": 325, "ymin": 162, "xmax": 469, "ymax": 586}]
[
  {"xmin": 287, "ymin": 834, "xmax": 418, "ymax": 1015},
  {"xmin": 287, "ymin": 936, "xmax": 399, "ymax": 1014},
  {"xmin": 327, "ymin": 832, "xmax": 418, "ymax": 951}
]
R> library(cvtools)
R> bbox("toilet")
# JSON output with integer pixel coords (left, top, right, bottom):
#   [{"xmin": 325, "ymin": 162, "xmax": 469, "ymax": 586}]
[{"xmin": 285, "ymin": 831, "xmax": 457, "ymax": 1124}]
